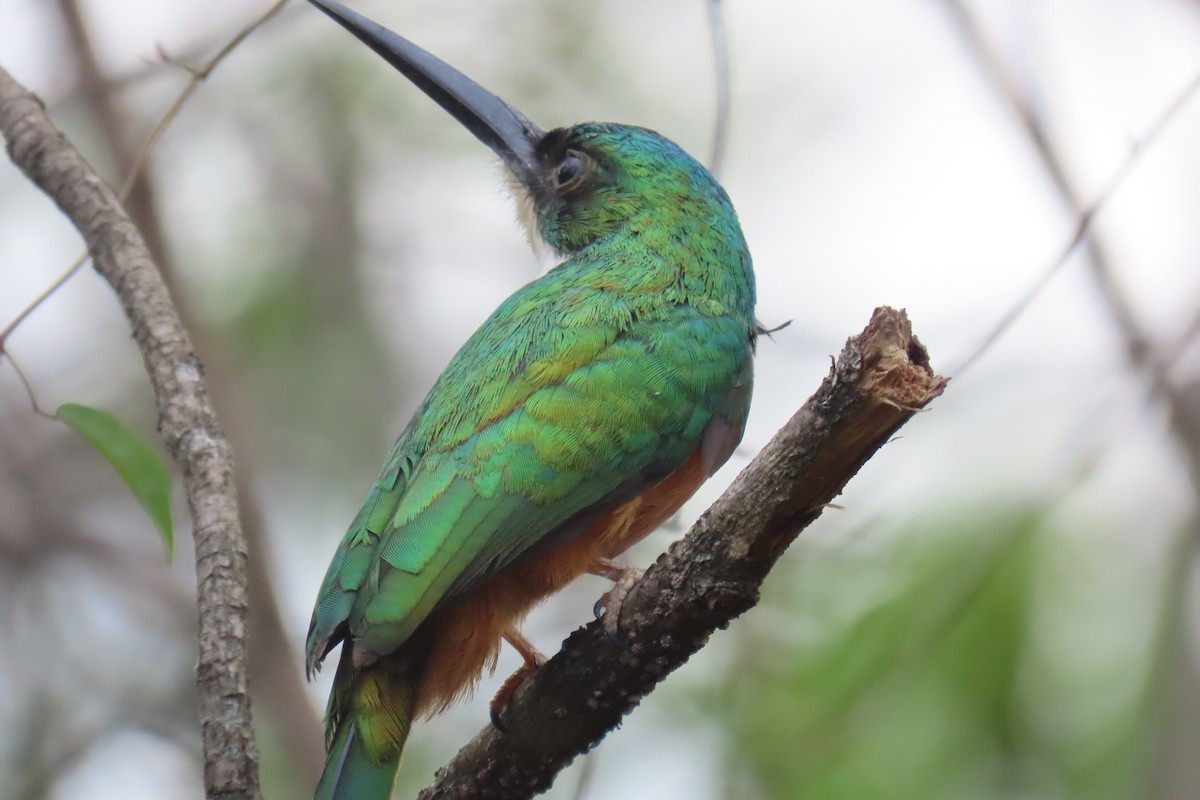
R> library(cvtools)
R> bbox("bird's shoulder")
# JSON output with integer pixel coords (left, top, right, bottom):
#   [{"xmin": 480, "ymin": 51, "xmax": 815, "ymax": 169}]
[{"xmin": 306, "ymin": 253, "xmax": 754, "ymax": 669}]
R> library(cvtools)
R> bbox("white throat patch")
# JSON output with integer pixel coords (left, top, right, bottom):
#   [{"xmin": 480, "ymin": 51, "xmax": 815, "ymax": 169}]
[{"xmin": 504, "ymin": 165, "xmax": 566, "ymax": 274}]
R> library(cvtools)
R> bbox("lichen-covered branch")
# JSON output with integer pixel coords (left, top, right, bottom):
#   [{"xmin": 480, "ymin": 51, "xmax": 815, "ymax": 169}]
[
  {"xmin": 419, "ymin": 306, "xmax": 948, "ymax": 800},
  {"xmin": 0, "ymin": 67, "xmax": 261, "ymax": 800}
]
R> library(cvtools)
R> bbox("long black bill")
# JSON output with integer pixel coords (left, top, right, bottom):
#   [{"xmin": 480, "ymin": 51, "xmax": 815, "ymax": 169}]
[{"xmin": 308, "ymin": 0, "xmax": 545, "ymax": 186}]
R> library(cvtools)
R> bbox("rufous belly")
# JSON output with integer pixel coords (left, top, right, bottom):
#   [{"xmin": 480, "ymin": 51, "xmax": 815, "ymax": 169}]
[{"xmin": 415, "ymin": 449, "xmax": 707, "ymax": 715}]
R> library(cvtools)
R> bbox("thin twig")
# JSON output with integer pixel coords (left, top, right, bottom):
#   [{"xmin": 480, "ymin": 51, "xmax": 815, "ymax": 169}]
[
  {"xmin": 3, "ymin": 351, "xmax": 56, "ymax": 420},
  {"xmin": 942, "ymin": 0, "xmax": 1200, "ymax": 376},
  {"xmin": 0, "ymin": 0, "xmax": 288, "ymax": 359},
  {"xmin": 939, "ymin": 35, "xmax": 1200, "ymax": 799},
  {"xmin": 47, "ymin": 0, "xmax": 325, "ymax": 782},
  {"xmin": 947, "ymin": 63, "xmax": 1200, "ymax": 376},
  {"xmin": 941, "ymin": 0, "xmax": 1200, "ymax": 498},
  {"xmin": 118, "ymin": 0, "xmax": 288, "ymax": 200},
  {"xmin": 44, "ymin": 0, "xmax": 317, "ymax": 116},
  {"xmin": 0, "ymin": 65, "xmax": 261, "ymax": 800},
  {"xmin": 1165, "ymin": 303, "xmax": 1200, "ymax": 367},
  {"xmin": 0, "ymin": 254, "xmax": 88, "ymax": 349},
  {"xmin": 705, "ymin": 0, "xmax": 731, "ymax": 177},
  {"xmin": 54, "ymin": 0, "xmax": 173, "ymax": 281}
]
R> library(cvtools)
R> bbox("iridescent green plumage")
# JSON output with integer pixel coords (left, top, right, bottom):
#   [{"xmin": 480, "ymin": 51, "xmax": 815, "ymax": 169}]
[{"xmin": 305, "ymin": 4, "xmax": 756, "ymax": 799}]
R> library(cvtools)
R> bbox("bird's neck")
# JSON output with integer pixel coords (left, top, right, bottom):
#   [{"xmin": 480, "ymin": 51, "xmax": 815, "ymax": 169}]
[{"xmin": 555, "ymin": 214, "xmax": 756, "ymax": 324}]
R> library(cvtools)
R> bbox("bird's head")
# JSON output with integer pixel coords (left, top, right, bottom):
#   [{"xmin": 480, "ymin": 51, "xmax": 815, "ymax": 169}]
[{"xmin": 309, "ymin": 0, "xmax": 737, "ymax": 264}]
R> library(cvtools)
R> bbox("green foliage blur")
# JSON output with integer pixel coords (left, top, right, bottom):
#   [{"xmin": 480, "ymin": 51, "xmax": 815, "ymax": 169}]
[{"xmin": 696, "ymin": 510, "xmax": 1177, "ymax": 800}]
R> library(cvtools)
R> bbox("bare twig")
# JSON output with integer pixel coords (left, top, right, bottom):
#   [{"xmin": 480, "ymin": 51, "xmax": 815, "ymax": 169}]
[
  {"xmin": 942, "ymin": 0, "xmax": 1200, "ymax": 377},
  {"xmin": 0, "ymin": 255, "xmax": 88, "ymax": 350},
  {"xmin": 54, "ymin": 0, "xmax": 173, "ymax": 279},
  {"xmin": 45, "ymin": 1, "xmax": 320, "ymax": 116},
  {"xmin": 3, "ymin": 351, "xmax": 55, "ymax": 419},
  {"xmin": 119, "ymin": 0, "xmax": 288, "ymax": 201},
  {"xmin": 950, "ymin": 69, "xmax": 1200, "ymax": 376},
  {"xmin": 0, "ymin": 68, "xmax": 260, "ymax": 800},
  {"xmin": 48, "ymin": 0, "xmax": 325, "ymax": 783},
  {"xmin": 0, "ymin": 0, "xmax": 287, "ymax": 357},
  {"xmin": 705, "ymin": 0, "xmax": 731, "ymax": 177},
  {"xmin": 1165, "ymin": 303, "xmax": 1200, "ymax": 367},
  {"xmin": 940, "ymin": 8, "xmax": 1200, "ymax": 797},
  {"xmin": 940, "ymin": 0, "xmax": 1200, "ymax": 494},
  {"xmin": 417, "ymin": 307, "xmax": 947, "ymax": 800}
]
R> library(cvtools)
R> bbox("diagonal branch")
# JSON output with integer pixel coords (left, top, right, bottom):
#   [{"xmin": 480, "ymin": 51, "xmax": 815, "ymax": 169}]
[
  {"xmin": 938, "ymin": 7, "xmax": 1200, "ymax": 797},
  {"xmin": 418, "ymin": 307, "xmax": 948, "ymax": 800},
  {"xmin": 53, "ymin": 0, "xmax": 173, "ymax": 284},
  {"xmin": 941, "ymin": 0, "xmax": 1200, "ymax": 494},
  {"xmin": 0, "ymin": 69, "xmax": 261, "ymax": 800},
  {"xmin": 49, "ymin": 0, "xmax": 325, "ymax": 783}
]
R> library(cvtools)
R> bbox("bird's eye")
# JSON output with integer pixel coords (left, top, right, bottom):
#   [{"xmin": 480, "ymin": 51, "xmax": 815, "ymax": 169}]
[{"xmin": 555, "ymin": 151, "xmax": 587, "ymax": 190}]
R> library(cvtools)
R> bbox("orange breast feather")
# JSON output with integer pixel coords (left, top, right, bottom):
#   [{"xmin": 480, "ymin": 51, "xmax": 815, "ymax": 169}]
[{"xmin": 415, "ymin": 449, "xmax": 707, "ymax": 715}]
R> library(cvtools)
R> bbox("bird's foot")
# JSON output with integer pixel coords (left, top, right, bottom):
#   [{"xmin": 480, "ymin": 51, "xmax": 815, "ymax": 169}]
[
  {"xmin": 490, "ymin": 628, "xmax": 547, "ymax": 732},
  {"xmin": 589, "ymin": 559, "xmax": 644, "ymax": 642}
]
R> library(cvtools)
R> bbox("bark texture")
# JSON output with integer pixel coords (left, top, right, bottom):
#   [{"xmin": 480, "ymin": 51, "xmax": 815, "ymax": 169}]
[
  {"xmin": 419, "ymin": 306, "xmax": 948, "ymax": 800},
  {"xmin": 0, "ymin": 67, "xmax": 261, "ymax": 800}
]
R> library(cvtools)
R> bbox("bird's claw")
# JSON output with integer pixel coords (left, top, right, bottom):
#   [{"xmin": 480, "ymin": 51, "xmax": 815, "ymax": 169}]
[
  {"xmin": 490, "ymin": 665, "xmax": 532, "ymax": 732},
  {"xmin": 592, "ymin": 597, "xmax": 627, "ymax": 648},
  {"xmin": 489, "ymin": 638, "xmax": 547, "ymax": 732},
  {"xmin": 593, "ymin": 566, "xmax": 643, "ymax": 643},
  {"xmin": 490, "ymin": 702, "xmax": 507, "ymax": 733}
]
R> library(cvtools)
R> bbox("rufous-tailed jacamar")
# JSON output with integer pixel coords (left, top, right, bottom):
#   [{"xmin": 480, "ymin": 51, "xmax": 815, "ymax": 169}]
[{"xmin": 304, "ymin": 2, "xmax": 756, "ymax": 797}]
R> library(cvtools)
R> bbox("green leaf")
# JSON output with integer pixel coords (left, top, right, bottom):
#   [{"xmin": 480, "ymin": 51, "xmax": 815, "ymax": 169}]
[{"xmin": 58, "ymin": 402, "xmax": 174, "ymax": 562}]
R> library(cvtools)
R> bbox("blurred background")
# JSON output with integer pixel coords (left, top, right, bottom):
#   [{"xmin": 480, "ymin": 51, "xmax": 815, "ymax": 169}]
[{"xmin": 2, "ymin": 0, "xmax": 1199, "ymax": 798}]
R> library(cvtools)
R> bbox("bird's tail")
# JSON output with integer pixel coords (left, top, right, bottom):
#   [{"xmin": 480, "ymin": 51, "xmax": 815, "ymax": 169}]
[{"xmin": 314, "ymin": 643, "xmax": 428, "ymax": 800}]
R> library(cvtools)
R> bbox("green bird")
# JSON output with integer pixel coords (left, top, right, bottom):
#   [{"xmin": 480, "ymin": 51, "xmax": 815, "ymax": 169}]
[{"xmin": 304, "ymin": 2, "xmax": 756, "ymax": 798}]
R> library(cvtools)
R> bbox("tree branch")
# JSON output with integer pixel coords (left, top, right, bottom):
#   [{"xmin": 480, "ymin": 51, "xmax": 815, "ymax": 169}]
[
  {"xmin": 418, "ymin": 306, "xmax": 947, "ymax": 800},
  {"xmin": 0, "ymin": 68, "xmax": 261, "ymax": 800},
  {"xmin": 940, "ymin": 0, "xmax": 1200, "ymax": 494},
  {"xmin": 49, "ymin": 0, "xmax": 325, "ymax": 782},
  {"xmin": 53, "ymin": 0, "xmax": 173, "ymax": 286}
]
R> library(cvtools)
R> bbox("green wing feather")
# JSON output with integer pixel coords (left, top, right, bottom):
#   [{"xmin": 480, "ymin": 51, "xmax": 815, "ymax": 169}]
[{"xmin": 306, "ymin": 250, "xmax": 753, "ymax": 671}]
